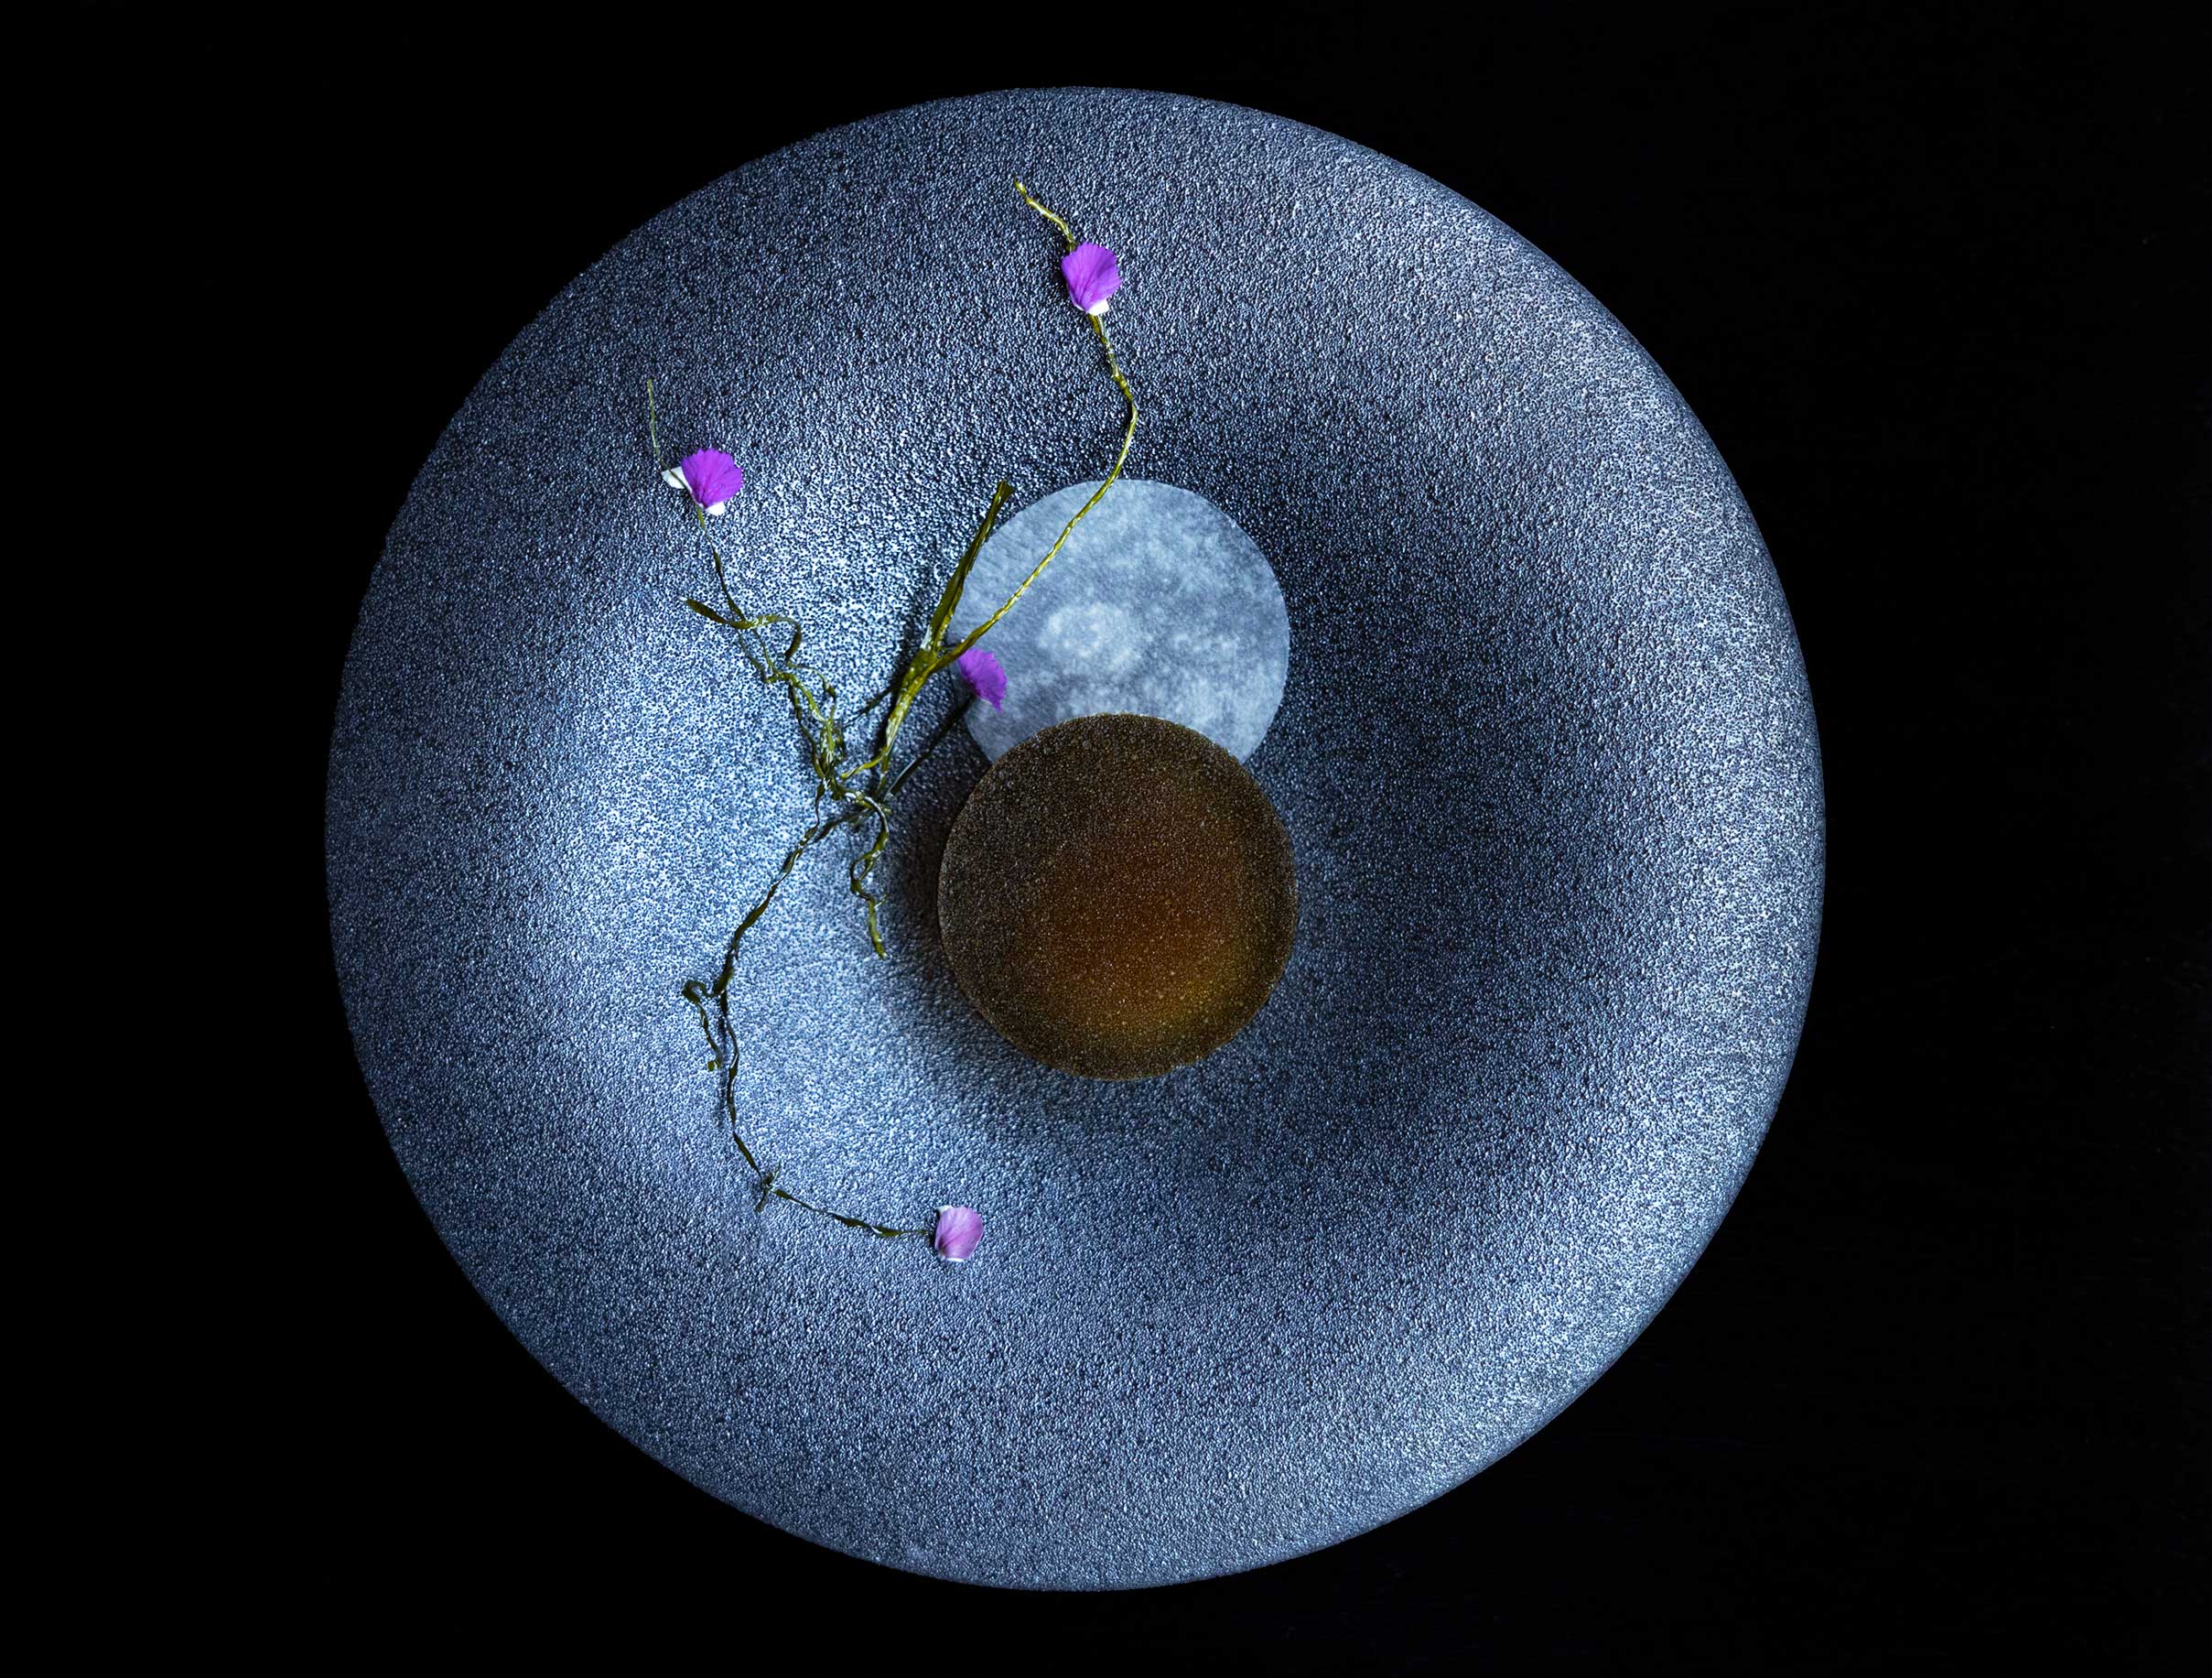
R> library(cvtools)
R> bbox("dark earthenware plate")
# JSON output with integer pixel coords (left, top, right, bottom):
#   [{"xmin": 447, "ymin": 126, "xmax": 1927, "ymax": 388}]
[{"xmin": 327, "ymin": 88, "xmax": 1822, "ymax": 1589}]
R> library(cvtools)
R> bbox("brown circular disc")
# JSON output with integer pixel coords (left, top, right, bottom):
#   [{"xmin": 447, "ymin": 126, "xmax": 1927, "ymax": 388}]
[{"xmin": 937, "ymin": 712, "xmax": 1299, "ymax": 1080}]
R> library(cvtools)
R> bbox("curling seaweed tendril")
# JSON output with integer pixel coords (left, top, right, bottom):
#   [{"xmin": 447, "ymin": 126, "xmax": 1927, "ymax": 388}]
[{"xmin": 649, "ymin": 179, "xmax": 1137, "ymax": 1254}]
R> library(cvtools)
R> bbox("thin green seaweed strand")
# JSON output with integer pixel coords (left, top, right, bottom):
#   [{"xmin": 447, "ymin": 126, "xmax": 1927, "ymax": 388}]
[{"xmin": 663, "ymin": 179, "xmax": 1138, "ymax": 1240}]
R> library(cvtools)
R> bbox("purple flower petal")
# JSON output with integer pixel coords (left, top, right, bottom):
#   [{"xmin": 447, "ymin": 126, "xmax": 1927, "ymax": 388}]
[
  {"xmin": 955, "ymin": 645, "xmax": 1008, "ymax": 710},
  {"xmin": 1061, "ymin": 243, "xmax": 1120, "ymax": 316},
  {"xmin": 676, "ymin": 449, "xmax": 744, "ymax": 514},
  {"xmin": 933, "ymin": 1206, "xmax": 984, "ymax": 1263}
]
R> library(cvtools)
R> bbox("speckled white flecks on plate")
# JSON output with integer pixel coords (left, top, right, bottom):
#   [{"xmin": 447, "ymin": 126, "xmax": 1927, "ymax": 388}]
[{"xmin": 327, "ymin": 88, "xmax": 1824, "ymax": 1590}]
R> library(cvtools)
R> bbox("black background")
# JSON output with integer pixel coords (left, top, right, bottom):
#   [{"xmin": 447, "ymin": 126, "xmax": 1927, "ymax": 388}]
[{"xmin": 226, "ymin": 1, "xmax": 2210, "ymax": 1664}]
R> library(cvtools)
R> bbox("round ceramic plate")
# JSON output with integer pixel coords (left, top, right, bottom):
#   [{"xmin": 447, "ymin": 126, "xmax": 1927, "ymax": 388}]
[{"xmin": 328, "ymin": 88, "xmax": 1822, "ymax": 1589}]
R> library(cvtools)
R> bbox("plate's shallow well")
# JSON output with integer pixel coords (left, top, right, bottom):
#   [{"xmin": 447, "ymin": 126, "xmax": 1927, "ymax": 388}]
[{"xmin": 327, "ymin": 89, "xmax": 1822, "ymax": 1588}]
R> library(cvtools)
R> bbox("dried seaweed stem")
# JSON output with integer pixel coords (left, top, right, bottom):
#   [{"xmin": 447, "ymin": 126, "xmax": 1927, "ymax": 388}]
[{"xmin": 656, "ymin": 179, "xmax": 1138, "ymax": 1240}]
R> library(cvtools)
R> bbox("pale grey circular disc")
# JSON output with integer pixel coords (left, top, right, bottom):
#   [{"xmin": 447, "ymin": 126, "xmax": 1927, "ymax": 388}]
[{"xmin": 950, "ymin": 478, "xmax": 1290, "ymax": 761}]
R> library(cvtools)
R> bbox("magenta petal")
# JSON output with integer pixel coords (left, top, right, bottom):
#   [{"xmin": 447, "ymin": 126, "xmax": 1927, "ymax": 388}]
[
  {"xmin": 955, "ymin": 645, "xmax": 1008, "ymax": 710},
  {"xmin": 679, "ymin": 449, "xmax": 744, "ymax": 508},
  {"xmin": 933, "ymin": 1206, "xmax": 984, "ymax": 1262},
  {"xmin": 1061, "ymin": 243, "xmax": 1120, "ymax": 314}
]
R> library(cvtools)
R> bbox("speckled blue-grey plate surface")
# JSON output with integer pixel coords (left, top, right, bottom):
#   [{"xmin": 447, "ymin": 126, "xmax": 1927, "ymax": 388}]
[{"xmin": 327, "ymin": 88, "xmax": 1822, "ymax": 1589}]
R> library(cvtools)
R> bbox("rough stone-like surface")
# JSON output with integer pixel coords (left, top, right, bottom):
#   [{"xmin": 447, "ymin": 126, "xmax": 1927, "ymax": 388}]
[
  {"xmin": 950, "ymin": 478, "xmax": 1290, "ymax": 762},
  {"xmin": 326, "ymin": 89, "xmax": 1824, "ymax": 1589}
]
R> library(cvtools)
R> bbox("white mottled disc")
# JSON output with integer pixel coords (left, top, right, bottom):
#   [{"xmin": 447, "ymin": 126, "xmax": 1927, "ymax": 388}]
[{"xmin": 947, "ymin": 479, "xmax": 1290, "ymax": 762}]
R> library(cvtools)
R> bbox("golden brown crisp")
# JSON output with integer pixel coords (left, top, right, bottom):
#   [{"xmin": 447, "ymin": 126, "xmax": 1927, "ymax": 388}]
[{"xmin": 938, "ymin": 713, "xmax": 1298, "ymax": 1080}]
